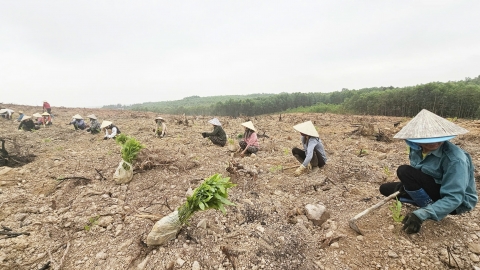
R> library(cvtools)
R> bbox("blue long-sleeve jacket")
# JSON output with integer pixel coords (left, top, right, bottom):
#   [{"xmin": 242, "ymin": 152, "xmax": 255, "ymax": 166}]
[
  {"xmin": 301, "ymin": 136, "xmax": 327, "ymax": 167},
  {"xmin": 410, "ymin": 141, "xmax": 477, "ymax": 221}
]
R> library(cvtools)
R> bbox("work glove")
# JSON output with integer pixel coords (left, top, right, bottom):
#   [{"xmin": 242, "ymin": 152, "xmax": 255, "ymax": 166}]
[
  {"xmin": 103, "ymin": 136, "xmax": 108, "ymax": 140},
  {"xmin": 294, "ymin": 164, "xmax": 307, "ymax": 177},
  {"xmin": 402, "ymin": 212, "xmax": 422, "ymax": 234},
  {"xmin": 201, "ymin": 132, "xmax": 207, "ymax": 138}
]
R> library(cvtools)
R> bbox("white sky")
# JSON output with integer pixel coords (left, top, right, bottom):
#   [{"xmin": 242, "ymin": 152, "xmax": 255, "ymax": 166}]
[{"xmin": 1, "ymin": 0, "xmax": 479, "ymax": 108}]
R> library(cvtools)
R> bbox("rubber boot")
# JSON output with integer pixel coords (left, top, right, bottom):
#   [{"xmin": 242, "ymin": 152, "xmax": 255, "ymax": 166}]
[{"xmin": 404, "ymin": 188, "xmax": 433, "ymax": 207}]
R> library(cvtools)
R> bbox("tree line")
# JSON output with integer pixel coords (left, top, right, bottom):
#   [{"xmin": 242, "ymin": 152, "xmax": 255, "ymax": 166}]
[{"xmin": 104, "ymin": 75, "xmax": 480, "ymax": 118}]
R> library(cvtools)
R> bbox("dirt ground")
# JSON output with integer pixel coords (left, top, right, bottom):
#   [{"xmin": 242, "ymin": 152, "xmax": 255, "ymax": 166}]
[{"xmin": 1, "ymin": 104, "xmax": 480, "ymax": 270}]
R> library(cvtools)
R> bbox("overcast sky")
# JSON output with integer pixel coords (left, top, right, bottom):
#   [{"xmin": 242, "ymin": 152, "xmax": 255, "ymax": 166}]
[{"xmin": 1, "ymin": 1, "xmax": 479, "ymax": 108}]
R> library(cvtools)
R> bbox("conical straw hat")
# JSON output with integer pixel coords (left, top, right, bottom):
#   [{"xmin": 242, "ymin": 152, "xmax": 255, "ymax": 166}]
[
  {"xmin": 394, "ymin": 109, "xmax": 468, "ymax": 139},
  {"xmin": 208, "ymin": 118, "xmax": 222, "ymax": 126},
  {"xmin": 19, "ymin": 111, "xmax": 24, "ymax": 114},
  {"xmin": 241, "ymin": 121, "xmax": 256, "ymax": 132},
  {"xmin": 72, "ymin": 114, "xmax": 83, "ymax": 119},
  {"xmin": 21, "ymin": 115, "xmax": 31, "ymax": 121},
  {"xmin": 41, "ymin": 112, "xmax": 50, "ymax": 116},
  {"xmin": 0, "ymin": 109, "xmax": 6, "ymax": 114},
  {"xmin": 155, "ymin": 117, "xmax": 165, "ymax": 121},
  {"xmin": 33, "ymin": 113, "xmax": 42, "ymax": 118},
  {"xmin": 87, "ymin": 114, "xmax": 97, "ymax": 119},
  {"xmin": 293, "ymin": 121, "xmax": 319, "ymax": 137},
  {"xmin": 100, "ymin": 120, "xmax": 112, "ymax": 129}
]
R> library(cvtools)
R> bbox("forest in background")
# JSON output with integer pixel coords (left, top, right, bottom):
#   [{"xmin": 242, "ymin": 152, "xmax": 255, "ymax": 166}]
[{"xmin": 103, "ymin": 75, "xmax": 480, "ymax": 118}]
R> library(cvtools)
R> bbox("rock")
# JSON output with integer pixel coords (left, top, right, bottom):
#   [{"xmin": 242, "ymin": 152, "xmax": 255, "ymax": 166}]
[
  {"xmin": 469, "ymin": 253, "xmax": 479, "ymax": 262},
  {"xmin": 387, "ymin": 250, "xmax": 398, "ymax": 258},
  {"xmin": 95, "ymin": 251, "xmax": 107, "ymax": 260},
  {"xmin": 97, "ymin": 216, "xmax": 114, "ymax": 228},
  {"xmin": 468, "ymin": 243, "xmax": 480, "ymax": 254},
  {"xmin": 356, "ymin": 235, "xmax": 364, "ymax": 241},
  {"xmin": 176, "ymin": 258, "xmax": 185, "ymax": 267},
  {"xmin": 197, "ymin": 219, "xmax": 207, "ymax": 229},
  {"xmin": 0, "ymin": 167, "xmax": 13, "ymax": 175},
  {"xmin": 325, "ymin": 231, "xmax": 334, "ymax": 238},
  {"xmin": 186, "ymin": 187, "xmax": 194, "ymax": 197},
  {"xmin": 330, "ymin": 242, "xmax": 339, "ymax": 248},
  {"xmin": 305, "ymin": 203, "xmax": 330, "ymax": 226},
  {"xmin": 137, "ymin": 256, "xmax": 149, "ymax": 269},
  {"xmin": 192, "ymin": 261, "xmax": 200, "ymax": 270},
  {"xmin": 256, "ymin": 225, "xmax": 265, "ymax": 233}
]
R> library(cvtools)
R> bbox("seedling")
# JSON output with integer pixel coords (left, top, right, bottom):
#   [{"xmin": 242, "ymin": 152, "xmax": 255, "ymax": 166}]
[
  {"xmin": 237, "ymin": 134, "xmax": 243, "ymax": 139},
  {"xmin": 43, "ymin": 138, "xmax": 51, "ymax": 143},
  {"xmin": 389, "ymin": 198, "xmax": 404, "ymax": 223},
  {"xmin": 84, "ymin": 215, "xmax": 100, "ymax": 231},
  {"xmin": 228, "ymin": 138, "xmax": 235, "ymax": 145},
  {"xmin": 383, "ymin": 166, "xmax": 391, "ymax": 176},
  {"xmin": 283, "ymin": 148, "xmax": 290, "ymax": 155},
  {"xmin": 177, "ymin": 173, "xmax": 236, "ymax": 225},
  {"xmin": 269, "ymin": 165, "xmax": 283, "ymax": 173},
  {"xmin": 115, "ymin": 134, "xmax": 144, "ymax": 170}
]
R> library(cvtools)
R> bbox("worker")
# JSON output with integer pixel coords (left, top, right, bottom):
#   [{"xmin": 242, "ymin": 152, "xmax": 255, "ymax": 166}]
[
  {"xmin": 16, "ymin": 111, "xmax": 25, "ymax": 122},
  {"xmin": 201, "ymin": 118, "xmax": 227, "ymax": 147},
  {"xmin": 0, "ymin": 109, "xmax": 14, "ymax": 120},
  {"xmin": 237, "ymin": 121, "xmax": 259, "ymax": 156},
  {"xmin": 86, "ymin": 114, "xmax": 101, "ymax": 134},
  {"xmin": 101, "ymin": 121, "xmax": 121, "ymax": 140},
  {"xmin": 154, "ymin": 117, "xmax": 167, "ymax": 138},
  {"xmin": 43, "ymin": 101, "xmax": 52, "ymax": 114},
  {"xmin": 291, "ymin": 121, "xmax": 327, "ymax": 176},
  {"xmin": 67, "ymin": 114, "xmax": 86, "ymax": 130},
  {"xmin": 41, "ymin": 112, "xmax": 52, "ymax": 126},
  {"xmin": 18, "ymin": 116, "xmax": 39, "ymax": 131},
  {"xmin": 379, "ymin": 109, "xmax": 477, "ymax": 234}
]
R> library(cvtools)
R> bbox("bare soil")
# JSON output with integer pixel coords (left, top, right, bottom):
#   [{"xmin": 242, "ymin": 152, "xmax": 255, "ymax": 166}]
[{"xmin": 1, "ymin": 104, "xmax": 480, "ymax": 270}]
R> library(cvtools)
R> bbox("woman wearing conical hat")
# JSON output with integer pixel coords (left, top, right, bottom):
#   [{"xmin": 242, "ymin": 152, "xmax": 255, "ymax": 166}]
[
  {"xmin": 41, "ymin": 112, "xmax": 52, "ymax": 126},
  {"xmin": 238, "ymin": 121, "xmax": 259, "ymax": 156},
  {"xmin": 379, "ymin": 109, "xmax": 477, "ymax": 234},
  {"xmin": 101, "ymin": 120, "xmax": 121, "ymax": 140},
  {"xmin": 67, "ymin": 114, "xmax": 86, "ymax": 130},
  {"xmin": 86, "ymin": 114, "xmax": 101, "ymax": 134},
  {"xmin": 201, "ymin": 118, "xmax": 227, "ymax": 147},
  {"xmin": 154, "ymin": 117, "xmax": 167, "ymax": 138},
  {"xmin": 16, "ymin": 111, "xmax": 25, "ymax": 122},
  {"xmin": 291, "ymin": 121, "xmax": 327, "ymax": 176},
  {"xmin": 18, "ymin": 115, "xmax": 39, "ymax": 131}
]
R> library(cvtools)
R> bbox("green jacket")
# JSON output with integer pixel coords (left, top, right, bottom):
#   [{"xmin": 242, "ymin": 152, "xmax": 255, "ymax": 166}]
[{"xmin": 206, "ymin": 126, "xmax": 227, "ymax": 141}]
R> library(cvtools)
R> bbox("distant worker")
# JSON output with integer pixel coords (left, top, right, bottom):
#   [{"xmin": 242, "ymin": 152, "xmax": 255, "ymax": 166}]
[
  {"xmin": 0, "ymin": 109, "xmax": 15, "ymax": 120},
  {"xmin": 101, "ymin": 121, "xmax": 121, "ymax": 140},
  {"xmin": 16, "ymin": 111, "xmax": 25, "ymax": 122},
  {"xmin": 201, "ymin": 118, "xmax": 227, "ymax": 147},
  {"xmin": 379, "ymin": 109, "xmax": 477, "ymax": 234},
  {"xmin": 237, "ymin": 121, "xmax": 259, "ymax": 156},
  {"xmin": 33, "ymin": 113, "xmax": 43, "ymax": 127},
  {"xmin": 67, "ymin": 114, "xmax": 86, "ymax": 130},
  {"xmin": 18, "ymin": 116, "xmax": 39, "ymax": 131},
  {"xmin": 154, "ymin": 117, "xmax": 167, "ymax": 138},
  {"xmin": 86, "ymin": 114, "xmax": 101, "ymax": 134},
  {"xmin": 292, "ymin": 121, "xmax": 327, "ymax": 176},
  {"xmin": 43, "ymin": 101, "xmax": 52, "ymax": 114},
  {"xmin": 41, "ymin": 112, "xmax": 52, "ymax": 126}
]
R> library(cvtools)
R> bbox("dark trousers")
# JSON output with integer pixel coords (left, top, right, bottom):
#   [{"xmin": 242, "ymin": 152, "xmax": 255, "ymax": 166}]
[
  {"xmin": 209, "ymin": 136, "xmax": 226, "ymax": 147},
  {"xmin": 291, "ymin": 147, "xmax": 325, "ymax": 168},
  {"xmin": 379, "ymin": 165, "xmax": 442, "ymax": 201},
  {"xmin": 239, "ymin": 141, "xmax": 258, "ymax": 154}
]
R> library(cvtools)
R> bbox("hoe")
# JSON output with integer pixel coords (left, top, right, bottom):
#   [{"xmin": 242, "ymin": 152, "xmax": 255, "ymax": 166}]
[{"xmin": 349, "ymin": 191, "xmax": 400, "ymax": 235}]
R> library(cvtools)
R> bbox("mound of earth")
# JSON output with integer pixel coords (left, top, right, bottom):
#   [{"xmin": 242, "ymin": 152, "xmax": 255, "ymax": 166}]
[{"xmin": 1, "ymin": 104, "xmax": 480, "ymax": 270}]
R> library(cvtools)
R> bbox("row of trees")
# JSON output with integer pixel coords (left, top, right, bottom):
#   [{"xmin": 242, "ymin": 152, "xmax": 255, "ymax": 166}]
[{"xmin": 106, "ymin": 75, "xmax": 480, "ymax": 118}]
